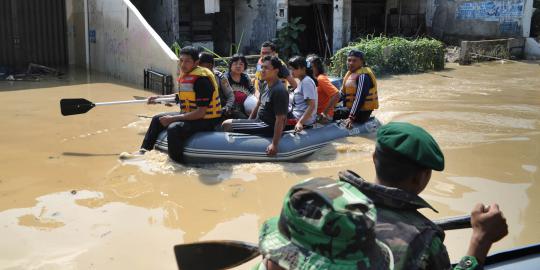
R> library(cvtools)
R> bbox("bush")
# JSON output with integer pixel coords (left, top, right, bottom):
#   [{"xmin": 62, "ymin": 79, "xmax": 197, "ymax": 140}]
[{"xmin": 330, "ymin": 37, "xmax": 445, "ymax": 76}]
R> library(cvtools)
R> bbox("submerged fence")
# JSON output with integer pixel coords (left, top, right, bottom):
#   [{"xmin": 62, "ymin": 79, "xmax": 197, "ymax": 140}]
[{"xmin": 144, "ymin": 69, "xmax": 173, "ymax": 95}]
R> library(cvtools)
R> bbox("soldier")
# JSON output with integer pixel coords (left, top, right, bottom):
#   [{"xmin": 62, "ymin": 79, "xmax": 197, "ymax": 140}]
[
  {"xmin": 339, "ymin": 122, "xmax": 508, "ymax": 269},
  {"xmin": 254, "ymin": 177, "xmax": 393, "ymax": 270}
]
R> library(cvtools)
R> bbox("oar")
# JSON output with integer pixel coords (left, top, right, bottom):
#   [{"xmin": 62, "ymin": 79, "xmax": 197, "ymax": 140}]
[
  {"xmin": 174, "ymin": 215, "xmax": 471, "ymax": 270},
  {"xmin": 174, "ymin": 240, "xmax": 260, "ymax": 270},
  {"xmin": 60, "ymin": 97, "xmax": 176, "ymax": 116}
]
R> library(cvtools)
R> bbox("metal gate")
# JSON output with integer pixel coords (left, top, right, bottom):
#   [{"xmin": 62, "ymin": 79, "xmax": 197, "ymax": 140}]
[{"xmin": 0, "ymin": 0, "xmax": 67, "ymax": 69}]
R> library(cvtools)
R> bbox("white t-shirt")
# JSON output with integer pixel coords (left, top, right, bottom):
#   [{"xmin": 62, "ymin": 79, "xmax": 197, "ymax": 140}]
[{"xmin": 290, "ymin": 76, "xmax": 318, "ymax": 125}]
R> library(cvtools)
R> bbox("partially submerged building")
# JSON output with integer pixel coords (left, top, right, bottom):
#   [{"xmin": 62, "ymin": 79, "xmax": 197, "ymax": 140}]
[{"xmin": 1, "ymin": 0, "xmax": 539, "ymax": 87}]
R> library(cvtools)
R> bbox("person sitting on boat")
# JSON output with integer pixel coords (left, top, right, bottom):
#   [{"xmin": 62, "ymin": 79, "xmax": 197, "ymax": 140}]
[
  {"xmin": 225, "ymin": 54, "xmax": 256, "ymax": 119},
  {"xmin": 338, "ymin": 122, "xmax": 508, "ymax": 270},
  {"xmin": 254, "ymin": 41, "xmax": 297, "ymax": 96},
  {"xmin": 307, "ymin": 54, "xmax": 340, "ymax": 124},
  {"xmin": 286, "ymin": 56, "xmax": 318, "ymax": 132},
  {"xmin": 254, "ymin": 177, "xmax": 394, "ymax": 270},
  {"xmin": 222, "ymin": 56, "xmax": 289, "ymax": 156},
  {"xmin": 139, "ymin": 46, "xmax": 222, "ymax": 162},
  {"xmin": 198, "ymin": 52, "xmax": 235, "ymax": 118},
  {"xmin": 335, "ymin": 49, "xmax": 379, "ymax": 129}
]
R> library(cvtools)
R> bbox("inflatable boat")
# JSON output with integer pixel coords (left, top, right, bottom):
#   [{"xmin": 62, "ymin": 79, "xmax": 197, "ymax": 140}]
[
  {"xmin": 484, "ymin": 243, "xmax": 540, "ymax": 269},
  {"xmin": 155, "ymin": 118, "xmax": 381, "ymax": 163}
]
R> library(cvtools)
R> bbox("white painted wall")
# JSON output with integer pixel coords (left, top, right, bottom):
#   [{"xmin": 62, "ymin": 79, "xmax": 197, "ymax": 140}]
[
  {"xmin": 87, "ymin": 0, "xmax": 178, "ymax": 87},
  {"xmin": 525, "ymin": 37, "xmax": 540, "ymax": 59}
]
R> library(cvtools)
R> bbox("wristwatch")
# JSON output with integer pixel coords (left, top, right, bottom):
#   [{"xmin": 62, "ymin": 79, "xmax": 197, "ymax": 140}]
[{"xmin": 455, "ymin": 256, "xmax": 479, "ymax": 270}]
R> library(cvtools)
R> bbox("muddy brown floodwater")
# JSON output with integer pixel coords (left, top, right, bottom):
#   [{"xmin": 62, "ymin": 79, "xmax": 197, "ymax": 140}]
[{"xmin": 0, "ymin": 61, "xmax": 539, "ymax": 269}]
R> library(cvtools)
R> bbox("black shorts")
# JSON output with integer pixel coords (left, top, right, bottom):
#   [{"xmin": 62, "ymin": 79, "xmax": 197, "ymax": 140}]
[{"xmin": 230, "ymin": 119, "xmax": 274, "ymax": 136}]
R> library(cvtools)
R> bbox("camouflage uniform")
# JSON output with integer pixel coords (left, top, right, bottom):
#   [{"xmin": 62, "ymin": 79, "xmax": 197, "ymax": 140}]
[
  {"xmin": 339, "ymin": 170, "xmax": 478, "ymax": 270},
  {"xmin": 255, "ymin": 177, "xmax": 394, "ymax": 270}
]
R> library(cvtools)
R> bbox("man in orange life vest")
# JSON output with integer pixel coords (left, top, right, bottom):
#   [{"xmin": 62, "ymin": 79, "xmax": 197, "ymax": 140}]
[
  {"xmin": 139, "ymin": 46, "xmax": 222, "ymax": 162},
  {"xmin": 335, "ymin": 49, "xmax": 379, "ymax": 129}
]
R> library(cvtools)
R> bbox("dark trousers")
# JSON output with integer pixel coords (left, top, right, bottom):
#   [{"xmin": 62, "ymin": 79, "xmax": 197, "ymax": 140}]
[
  {"xmin": 333, "ymin": 107, "xmax": 373, "ymax": 123},
  {"xmin": 141, "ymin": 112, "xmax": 218, "ymax": 162}
]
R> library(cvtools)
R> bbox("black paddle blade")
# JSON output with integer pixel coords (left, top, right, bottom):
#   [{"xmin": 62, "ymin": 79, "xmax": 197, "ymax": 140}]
[
  {"xmin": 174, "ymin": 240, "xmax": 260, "ymax": 270},
  {"xmin": 60, "ymin": 98, "xmax": 95, "ymax": 116}
]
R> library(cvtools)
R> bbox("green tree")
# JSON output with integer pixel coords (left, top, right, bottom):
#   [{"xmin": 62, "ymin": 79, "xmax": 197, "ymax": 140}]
[{"xmin": 275, "ymin": 17, "xmax": 306, "ymax": 58}]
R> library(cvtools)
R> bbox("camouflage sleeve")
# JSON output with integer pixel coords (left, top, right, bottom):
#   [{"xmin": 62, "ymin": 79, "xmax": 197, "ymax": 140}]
[
  {"xmin": 425, "ymin": 236, "xmax": 453, "ymax": 269},
  {"xmin": 425, "ymin": 237, "xmax": 479, "ymax": 270}
]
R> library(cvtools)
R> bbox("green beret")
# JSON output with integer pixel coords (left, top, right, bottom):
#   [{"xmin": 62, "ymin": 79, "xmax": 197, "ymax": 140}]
[{"xmin": 377, "ymin": 122, "xmax": 444, "ymax": 171}]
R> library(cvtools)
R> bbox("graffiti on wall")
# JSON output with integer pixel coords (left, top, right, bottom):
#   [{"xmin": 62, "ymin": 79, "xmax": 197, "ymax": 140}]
[
  {"xmin": 456, "ymin": 0, "xmax": 524, "ymax": 34},
  {"xmin": 456, "ymin": 0, "xmax": 524, "ymax": 21}
]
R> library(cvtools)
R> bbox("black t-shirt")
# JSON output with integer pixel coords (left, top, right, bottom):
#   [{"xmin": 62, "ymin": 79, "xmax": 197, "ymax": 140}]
[
  {"xmin": 257, "ymin": 80, "xmax": 289, "ymax": 126},
  {"xmin": 193, "ymin": 77, "xmax": 213, "ymax": 107}
]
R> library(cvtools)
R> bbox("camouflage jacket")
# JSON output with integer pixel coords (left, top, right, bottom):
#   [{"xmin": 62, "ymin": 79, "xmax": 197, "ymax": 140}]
[{"xmin": 339, "ymin": 170, "xmax": 477, "ymax": 270}]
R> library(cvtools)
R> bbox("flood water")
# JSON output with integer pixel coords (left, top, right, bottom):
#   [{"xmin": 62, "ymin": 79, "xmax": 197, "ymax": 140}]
[{"xmin": 0, "ymin": 61, "xmax": 539, "ymax": 269}]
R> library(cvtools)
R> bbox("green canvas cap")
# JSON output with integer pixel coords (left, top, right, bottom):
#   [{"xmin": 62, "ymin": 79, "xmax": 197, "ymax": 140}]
[
  {"xmin": 258, "ymin": 177, "xmax": 393, "ymax": 270},
  {"xmin": 376, "ymin": 122, "xmax": 444, "ymax": 171}
]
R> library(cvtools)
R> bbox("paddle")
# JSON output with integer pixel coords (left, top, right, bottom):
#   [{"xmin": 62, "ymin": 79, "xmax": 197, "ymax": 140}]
[
  {"xmin": 174, "ymin": 215, "xmax": 471, "ymax": 270},
  {"xmin": 60, "ymin": 97, "xmax": 176, "ymax": 116},
  {"xmin": 174, "ymin": 240, "xmax": 260, "ymax": 270}
]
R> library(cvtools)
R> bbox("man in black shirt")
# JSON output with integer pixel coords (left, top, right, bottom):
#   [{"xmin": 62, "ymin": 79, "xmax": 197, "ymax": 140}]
[
  {"xmin": 222, "ymin": 56, "xmax": 289, "ymax": 156},
  {"xmin": 139, "ymin": 46, "xmax": 222, "ymax": 162}
]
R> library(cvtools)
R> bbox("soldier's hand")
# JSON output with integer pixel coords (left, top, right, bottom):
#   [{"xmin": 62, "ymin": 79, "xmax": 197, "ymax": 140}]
[{"xmin": 470, "ymin": 203, "xmax": 508, "ymax": 244}]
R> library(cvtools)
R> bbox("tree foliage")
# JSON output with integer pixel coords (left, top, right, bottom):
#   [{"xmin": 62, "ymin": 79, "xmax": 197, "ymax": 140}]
[{"xmin": 274, "ymin": 17, "xmax": 306, "ymax": 58}]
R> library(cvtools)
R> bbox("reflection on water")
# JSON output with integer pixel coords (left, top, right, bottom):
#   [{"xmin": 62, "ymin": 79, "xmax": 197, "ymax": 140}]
[{"xmin": 1, "ymin": 62, "xmax": 539, "ymax": 269}]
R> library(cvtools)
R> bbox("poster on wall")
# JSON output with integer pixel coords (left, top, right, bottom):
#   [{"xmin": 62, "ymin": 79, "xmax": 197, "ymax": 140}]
[{"xmin": 455, "ymin": 0, "xmax": 524, "ymax": 21}]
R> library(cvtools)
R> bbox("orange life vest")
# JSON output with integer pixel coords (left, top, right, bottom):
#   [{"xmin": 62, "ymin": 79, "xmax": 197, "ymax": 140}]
[
  {"xmin": 341, "ymin": 67, "xmax": 379, "ymax": 111},
  {"xmin": 177, "ymin": 67, "xmax": 222, "ymax": 119}
]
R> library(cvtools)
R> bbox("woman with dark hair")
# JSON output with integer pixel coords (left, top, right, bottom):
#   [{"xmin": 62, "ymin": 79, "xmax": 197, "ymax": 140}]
[
  {"xmin": 225, "ymin": 54, "xmax": 256, "ymax": 119},
  {"xmin": 287, "ymin": 56, "xmax": 318, "ymax": 132},
  {"xmin": 307, "ymin": 54, "xmax": 340, "ymax": 124}
]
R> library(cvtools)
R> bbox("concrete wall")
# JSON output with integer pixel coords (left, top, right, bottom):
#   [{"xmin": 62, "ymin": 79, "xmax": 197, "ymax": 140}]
[
  {"xmin": 332, "ymin": 0, "xmax": 352, "ymax": 53},
  {"xmin": 131, "ymin": 0, "xmax": 179, "ymax": 46},
  {"xmin": 65, "ymin": 0, "xmax": 87, "ymax": 67},
  {"xmin": 429, "ymin": 0, "xmax": 534, "ymax": 42},
  {"xmin": 525, "ymin": 37, "xmax": 540, "ymax": 59},
  {"xmin": 87, "ymin": 0, "xmax": 179, "ymax": 86},
  {"xmin": 234, "ymin": 0, "xmax": 278, "ymax": 54}
]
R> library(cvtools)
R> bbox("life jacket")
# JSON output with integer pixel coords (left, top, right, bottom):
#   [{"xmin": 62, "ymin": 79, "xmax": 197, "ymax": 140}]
[
  {"xmin": 177, "ymin": 66, "xmax": 222, "ymax": 119},
  {"xmin": 254, "ymin": 57, "xmax": 289, "ymax": 94},
  {"xmin": 341, "ymin": 67, "xmax": 379, "ymax": 111}
]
